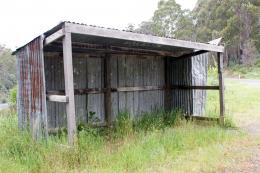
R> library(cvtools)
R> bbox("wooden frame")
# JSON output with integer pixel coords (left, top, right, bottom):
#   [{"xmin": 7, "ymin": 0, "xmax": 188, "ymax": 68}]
[
  {"xmin": 62, "ymin": 31, "xmax": 77, "ymax": 145},
  {"xmin": 217, "ymin": 52, "xmax": 225, "ymax": 125},
  {"xmin": 42, "ymin": 23, "xmax": 226, "ymax": 144},
  {"xmin": 44, "ymin": 29, "xmax": 64, "ymax": 45},
  {"xmin": 65, "ymin": 22, "xmax": 224, "ymax": 53},
  {"xmin": 46, "ymin": 85, "xmax": 220, "ymax": 95},
  {"xmin": 46, "ymin": 95, "xmax": 68, "ymax": 103}
]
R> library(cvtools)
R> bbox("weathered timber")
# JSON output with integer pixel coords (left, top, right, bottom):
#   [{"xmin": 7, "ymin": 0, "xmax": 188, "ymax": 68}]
[
  {"xmin": 46, "ymin": 85, "xmax": 220, "ymax": 96},
  {"xmin": 46, "ymin": 95, "xmax": 68, "ymax": 103},
  {"xmin": 45, "ymin": 41, "xmax": 191, "ymax": 57},
  {"xmin": 217, "ymin": 52, "xmax": 225, "ymax": 125},
  {"xmin": 185, "ymin": 116, "xmax": 219, "ymax": 122},
  {"xmin": 65, "ymin": 22, "xmax": 224, "ymax": 52},
  {"xmin": 62, "ymin": 32, "xmax": 77, "ymax": 145},
  {"xmin": 170, "ymin": 85, "xmax": 219, "ymax": 90},
  {"xmin": 44, "ymin": 29, "xmax": 64, "ymax": 45}
]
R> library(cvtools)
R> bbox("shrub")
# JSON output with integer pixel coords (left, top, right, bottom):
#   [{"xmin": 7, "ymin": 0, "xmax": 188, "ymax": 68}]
[
  {"xmin": 8, "ymin": 85, "xmax": 17, "ymax": 108},
  {"xmin": 114, "ymin": 111, "xmax": 133, "ymax": 137}
]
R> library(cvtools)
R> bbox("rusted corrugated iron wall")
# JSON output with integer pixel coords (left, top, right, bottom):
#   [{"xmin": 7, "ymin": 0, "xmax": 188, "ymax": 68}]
[{"xmin": 16, "ymin": 36, "xmax": 48, "ymax": 139}]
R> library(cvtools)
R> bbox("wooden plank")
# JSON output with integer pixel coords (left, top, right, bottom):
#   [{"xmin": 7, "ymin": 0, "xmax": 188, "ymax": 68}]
[
  {"xmin": 62, "ymin": 32, "xmax": 76, "ymax": 145},
  {"xmin": 45, "ymin": 41, "xmax": 190, "ymax": 57},
  {"xmin": 65, "ymin": 22, "xmax": 224, "ymax": 53},
  {"xmin": 217, "ymin": 52, "xmax": 225, "ymax": 125},
  {"xmin": 185, "ymin": 116, "xmax": 219, "ymax": 122},
  {"xmin": 174, "ymin": 38, "xmax": 222, "ymax": 60},
  {"xmin": 208, "ymin": 38, "xmax": 222, "ymax": 45},
  {"xmin": 115, "ymin": 86, "xmax": 164, "ymax": 92},
  {"xmin": 175, "ymin": 50, "xmax": 208, "ymax": 60},
  {"xmin": 44, "ymin": 29, "xmax": 64, "ymax": 45},
  {"xmin": 46, "ymin": 85, "xmax": 220, "ymax": 96},
  {"xmin": 104, "ymin": 54, "xmax": 112, "ymax": 126},
  {"xmin": 46, "ymin": 95, "xmax": 68, "ymax": 103},
  {"xmin": 170, "ymin": 85, "xmax": 219, "ymax": 90}
]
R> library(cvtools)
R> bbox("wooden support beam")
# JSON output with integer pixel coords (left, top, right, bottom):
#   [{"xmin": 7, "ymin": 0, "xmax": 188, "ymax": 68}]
[
  {"xmin": 170, "ymin": 85, "xmax": 219, "ymax": 90},
  {"xmin": 46, "ymin": 85, "xmax": 220, "ymax": 96},
  {"xmin": 185, "ymin": 116, "xmax": 219, "ymax": 122},
  {"xmin": 114, "ymin": 86, "xmax": 164, "ymax": 92},
  {"xmin": 217, "ymin": 52, "xmax": 225, "ymax": 125},
  {"xmin": 45, "ymin": 41, "xmax": 191, "ymax": 58},
  {"xmin": 44, "ymin": 29, "xmax": 64, "ymax": 46},
  {"xmin": 175, "ymin": 50, "xmax": 208, "ymax": 60},
  {"xmin": 46, "ymin": 95, "xmax": 68, "ymax": 103},
  {"xmin": 62, "ymin": 32, "xmax": 77, "ymax": 145},
  {"xmin": 104, "ymin": 54, "xmax": 112, "ymax": 126},
  {"xmin": 174, "ymin": 38, "xmax": 223, "ymax": 60},
  {"xmin": 66, "ymin": 22, "xmax": 224, "ymax": 52}
]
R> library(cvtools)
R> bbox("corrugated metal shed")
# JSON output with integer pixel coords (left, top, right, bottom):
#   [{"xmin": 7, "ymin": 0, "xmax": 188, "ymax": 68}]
[{"xmin": 14, "ymin": 21, "xmax": 225, "ymax": 143}]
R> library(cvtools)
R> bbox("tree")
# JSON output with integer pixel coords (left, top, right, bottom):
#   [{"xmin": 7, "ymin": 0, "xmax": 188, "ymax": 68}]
[
  {"xmin": 0, "ymin": 45, "xmax": 16, "ymax": 103},
  {"xmin": 193, "ymin": 0, "xmax": 260, "ymax": 65},
  {"xmin": 136, "ymin": 0, "xmax": 194, "ymax": 40}
]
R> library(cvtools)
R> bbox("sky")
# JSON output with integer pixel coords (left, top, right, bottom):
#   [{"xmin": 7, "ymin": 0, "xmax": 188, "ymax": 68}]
[{"xmin": 0, "ymin": 0, "xmax": 197, "ymax": 50}]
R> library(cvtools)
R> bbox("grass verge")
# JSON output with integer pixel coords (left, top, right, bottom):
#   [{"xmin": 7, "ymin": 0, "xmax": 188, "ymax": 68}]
[{"xmin": 0, "ymin": 108, "xmax": 242, "ymax": 173}]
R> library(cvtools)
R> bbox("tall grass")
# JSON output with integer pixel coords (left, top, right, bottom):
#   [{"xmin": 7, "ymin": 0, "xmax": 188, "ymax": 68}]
[{"xmin": 0, "ymin": 108, "xmax": 241, "ymax": 173}]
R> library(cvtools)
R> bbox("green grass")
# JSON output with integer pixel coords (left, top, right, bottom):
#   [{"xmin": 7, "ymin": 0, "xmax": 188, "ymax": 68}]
[
  {"xmin": 0, "ymin": 108, "xmax": 242, "ymax": 173},
  {"xmin": 206, "ymin": 78, "xmax": 260, "ymax": 125},
  {"xmin": 1, "ymin": 74, "xmax": 260, "ymax": 172}
]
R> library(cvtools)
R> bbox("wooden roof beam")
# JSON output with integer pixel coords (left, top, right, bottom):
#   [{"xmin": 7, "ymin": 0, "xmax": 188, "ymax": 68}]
[
  {"xmin": 65, "ymin": 22, "xmax": 224, "ymax": 53},
  {"xmin": 44, "ymin": 29, "xmax": 64, "ymax": 46}
]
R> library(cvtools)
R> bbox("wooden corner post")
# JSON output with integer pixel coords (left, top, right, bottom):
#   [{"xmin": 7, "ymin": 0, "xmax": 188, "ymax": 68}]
[
  {"xmin": 217, "ymin": 52, "xmax": 225, "ymax": 125},
  {"xmin": 62, "ymin": 30, "xmax": 77, "ymax": 145}
]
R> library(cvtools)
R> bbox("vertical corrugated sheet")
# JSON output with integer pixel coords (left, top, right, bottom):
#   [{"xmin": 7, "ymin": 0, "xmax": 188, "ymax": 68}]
[
  {"xmin": 192, "ymin": 53, "xmax": 208, "ymax": 116},
  {"xmin": 45, "ymin": 53, "xmax": 105, "ymax": 128},
  {"xmin": 45, "ymin": 54, "xmax": 165, "ymax": 128},
  {"xmin": 111, "ymin": 55, "xmax": 164, "ymax": 118},
  {"xmin": 44, "ymin": 52, "xmax": 207, "ymax": 129},
  {"xmin": 169, "ymin": 58, "xmax": 193, "ymax": 115},
  {"xmin": 16, "ymin": 36, "xmax": 47, "ymax": 139}
]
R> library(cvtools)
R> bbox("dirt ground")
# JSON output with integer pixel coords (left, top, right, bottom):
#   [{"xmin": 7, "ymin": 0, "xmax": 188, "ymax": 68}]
[{"xmin": 218, "ymin": 79, "xmax": 260, "ymax": 173}]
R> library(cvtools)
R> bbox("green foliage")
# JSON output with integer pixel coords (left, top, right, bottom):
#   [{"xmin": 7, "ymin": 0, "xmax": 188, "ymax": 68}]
[
  {"xmin": 137, "ymin": 0, "xmax": 194, "ymax": 40},
  {"xmin": 134, "ymin": 109, "xmax": 183, "ymax": 131},
  {"xmin": 114, "ymin": 111, "xmax": 133, "ymax": 137},
  {"xmin": 136, "ymin": 0, "xmax": 260, "ymax": 66},
  {"xmin": 0, "ymin": 45, "xmax": 16, "ymax": 103},
  {"xmin": 8, "ymin": 85, "xmax": 17, "ymax": 107}
]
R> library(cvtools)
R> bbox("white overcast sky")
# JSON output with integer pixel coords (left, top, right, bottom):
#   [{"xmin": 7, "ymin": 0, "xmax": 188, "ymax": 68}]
[{"xmin": 0, "ymin": 0, "xmax": 197, "ymax": 50}]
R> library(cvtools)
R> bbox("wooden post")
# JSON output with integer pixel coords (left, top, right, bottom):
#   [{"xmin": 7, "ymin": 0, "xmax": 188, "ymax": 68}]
[
  {"xmin": 62, "ymin": 32, "xmax": 77, "ymax": 145},
  {"xmin": 104, "ymin": 54, "xmax": 112, "ymax": 126},
  {"xmin": 217, "ymin": 52, "xmax": 225, "ymax": 125}
]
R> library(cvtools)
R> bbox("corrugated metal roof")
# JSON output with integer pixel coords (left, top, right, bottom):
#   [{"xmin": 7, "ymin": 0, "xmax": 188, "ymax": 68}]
[{"xmin": 14, "ymin": 21, "xmax": 223, "ymax": 54}]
